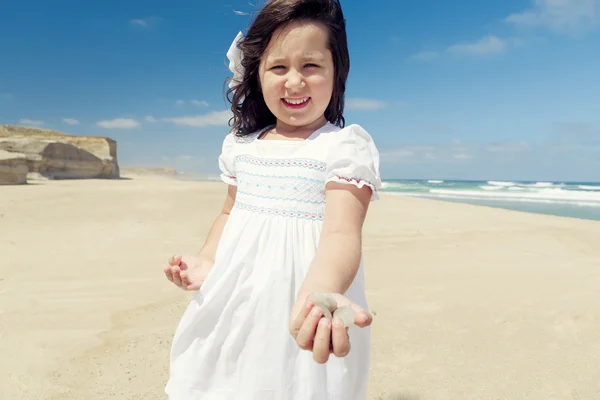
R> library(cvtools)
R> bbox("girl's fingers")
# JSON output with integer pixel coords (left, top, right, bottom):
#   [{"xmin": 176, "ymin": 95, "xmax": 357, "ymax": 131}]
[
  {"xmin": 169, "ymin": 255, "xmax": 181, "ymax": 267},
  {"xmin": 294, "ymin": 306, "xmax": 323, "ymax": 350},
  {"xmin": 172, "ymin": 265, "xmax": 183, "ymax": 287},
  {"xmin": 180, "ymin": 270, "xmax": 191, "ymax": 289},
  {"xmin": 163, "ymin": 265, "xmax": 174, "ymax": 282},
  {"xmin": 312, "ymin": 318, "xmax": 332, "ymax": 363},
  {"xmin": 289, "ymin": 297, "xmax": 314, "ymax": 338},
  {"xmin": 179, "ymin": 260, "xmax": 188, "ymax": 271},
  {"xmin": 331, "ymin": 317, "xmax": 351, "ymax": 357},
  {"xmin": 353, "ymin": 309, "xmax": 373, "ymax": 328}
]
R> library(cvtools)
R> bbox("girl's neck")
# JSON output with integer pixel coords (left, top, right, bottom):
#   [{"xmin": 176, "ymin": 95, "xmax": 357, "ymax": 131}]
[{"xmin": 269, "ymin": 116, "xmax": 328, "ymax": 140}]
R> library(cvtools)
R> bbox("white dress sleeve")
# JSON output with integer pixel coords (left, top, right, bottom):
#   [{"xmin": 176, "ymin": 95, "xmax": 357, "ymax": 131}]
[
  {"xmin": 326, "ymin": 124, "xmax": 382, "ymax": 200},
  {"xmin": 218, "ymin": 133, "xmax": 237, "ymax": 186}
]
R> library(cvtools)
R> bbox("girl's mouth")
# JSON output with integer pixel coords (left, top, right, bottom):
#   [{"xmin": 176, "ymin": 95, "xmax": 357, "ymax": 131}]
[{"xmin": 282, "ymin": 97, "xmax": 310, "ymax": 109}]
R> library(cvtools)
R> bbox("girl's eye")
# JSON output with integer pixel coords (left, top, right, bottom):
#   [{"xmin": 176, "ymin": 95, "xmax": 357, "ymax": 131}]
[
  {"xmin": 271, "ymin": 65, "xmax": 285, "ymax": 70},
  {"xmin": 305, "ymin": 64, "xmax": 318, "ymax": 68}
]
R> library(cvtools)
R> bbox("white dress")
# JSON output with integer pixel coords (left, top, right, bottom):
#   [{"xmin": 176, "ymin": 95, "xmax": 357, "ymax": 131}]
[{"xmin": 165, "ymin": 122, "xmax": 382, "ymax": 400}]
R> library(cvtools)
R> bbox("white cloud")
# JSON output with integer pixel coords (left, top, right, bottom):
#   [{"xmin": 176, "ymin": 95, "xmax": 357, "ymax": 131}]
[
  {"xmin": 63, "ymin": 118, "xmax": 79, "ymax": 125},
  {"xmin": 191, "ymin": 99, "xmax": 209, "ymax": 107},
  {"xmin": 486, "ymin": 141, "xmax": 531, "ymax": 153},
  {"xmin": 410, "ymin": 51, "xmax": 439, "ymax": 61},
  {"xmin": 453, "ymin": 153, "xmax": 473, "ymax": 160},
  {"xmin": 18, "ymin": 119, "xmax": 44, "ymax": 126},
  {"xmin": 130, "ymin": 19, "xmax": 148, "ymax": 27},
  {"xmin": 505, "ymin": 0, "xmax": 599, "ymax": 33},
  {"xmin": 346, "ymin": 98, "xmax": 388, "ymax": 110},
  {"xmin": 97, "ymin": 118, "xmax": 140, "ymax": 129},
  {"xmin": 144, "ymin": 116, "xmax": 157, "ymax": 123},
  {"xmin": 380, "ymin": 141, "xmax": 490, "ymax": 165},
  {"xmin": 411, "ymin": 35, "xmax": 508, "ymax": 60},
  {"xmin": 129, "ymin": 17, "xmax": 162, "ymax": 28},
  {"xmin": 447, "ymin": 35, "xmax": 508, "ymax": 56},
  {"xmin": 411, "ymin": 1, "xmax": 598, "ymax": 62},
  {"xmin": 380, "ymin": 145, "xmax": 438, "ymax": 164},
  {"xmin": 379, "ymin": 131, "xmax": 599, "ymax": 181},
  {"xmin": 176, "ymin": 99, "xmax": 209, "ymax": 107},
  {"xmin": 162, "ymin": 110, "xmax": 232, "ymax": 127}
]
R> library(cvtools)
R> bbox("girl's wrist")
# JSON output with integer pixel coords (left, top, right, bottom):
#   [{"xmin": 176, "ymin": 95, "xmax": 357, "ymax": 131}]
[
  {"xmin": 195, "ymin": 251, "xmax": 215, "ymax": 264},
  {"xmin": 297, "ymin": 281, "xmax": 337, "ymax": 301}
]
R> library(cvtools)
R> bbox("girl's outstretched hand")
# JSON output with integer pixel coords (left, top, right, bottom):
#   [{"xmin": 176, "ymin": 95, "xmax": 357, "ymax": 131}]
[
  {"xmin": 163, "ymin": 254, "xmax": 214, "ymax": 291},
  {"xmin": 289, "ymin": 291, "xmax": 373, "ymax": 364}
]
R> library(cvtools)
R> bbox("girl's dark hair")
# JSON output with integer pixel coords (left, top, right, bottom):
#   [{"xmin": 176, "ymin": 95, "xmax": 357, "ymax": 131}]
[{"xmin": 226, "ymin": 0, "xmax": 349, "ymax": 136}]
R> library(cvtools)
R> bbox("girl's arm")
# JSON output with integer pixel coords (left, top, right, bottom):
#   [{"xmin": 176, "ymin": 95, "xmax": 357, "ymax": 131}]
[
  {"xmin": 164, "ymin": 185, "xmax": 236, "ymax": 290},
  {"xmin": 196, "ymin": 184, "xmax": 237, "ymax": 262},
  {"xmin": 297, "ymin": 181, "xmax": 372, "ymax": 296}
]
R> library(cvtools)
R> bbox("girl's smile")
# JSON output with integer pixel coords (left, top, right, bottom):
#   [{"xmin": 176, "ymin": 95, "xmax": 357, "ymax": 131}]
[{"xmin": 282, "ymin": 97, "xmax": 311, "ymax": 109}]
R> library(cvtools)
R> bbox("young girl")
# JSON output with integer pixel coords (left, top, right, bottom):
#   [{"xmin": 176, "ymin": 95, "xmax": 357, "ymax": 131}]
[{"xmin": 163, "ymin": 0, "xmax": 381, "ymax": 398}]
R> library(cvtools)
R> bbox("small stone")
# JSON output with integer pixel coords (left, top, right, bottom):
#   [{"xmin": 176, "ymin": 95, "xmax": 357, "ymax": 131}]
[
  {"xmin": 307, "ymin": 292, "xmax": 337, "ymax": 313},
  {"xmin": 333, "ymin": 305, "xmax": 356, "ymax": 328}
]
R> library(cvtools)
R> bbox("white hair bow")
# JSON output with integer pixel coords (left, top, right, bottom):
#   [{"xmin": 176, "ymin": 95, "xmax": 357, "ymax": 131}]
[{"xmin": 227, "ymin": 31, "xmax": 245, "ymax": 90}]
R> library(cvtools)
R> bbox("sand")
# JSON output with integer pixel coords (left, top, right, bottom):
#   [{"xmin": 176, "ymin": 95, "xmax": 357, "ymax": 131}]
[{"xmin": 1, "ymin": 174, "xmax": 599, "ymax": 400}]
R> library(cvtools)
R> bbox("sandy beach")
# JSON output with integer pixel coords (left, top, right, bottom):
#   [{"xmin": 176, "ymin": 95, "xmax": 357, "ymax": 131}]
[{"xmin": 1, "ymin": 174, "xmax": 599, "ymax": 400}]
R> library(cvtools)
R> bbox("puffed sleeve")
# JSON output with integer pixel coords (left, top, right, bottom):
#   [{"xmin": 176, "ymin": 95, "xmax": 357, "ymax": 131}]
[
  {"xmin": 218, "ymin": 133, "xmax": 237, "ymax": 185},
  {"xmin": 326, "ymin": 124, "xmax": 382, "ymax": 200}
]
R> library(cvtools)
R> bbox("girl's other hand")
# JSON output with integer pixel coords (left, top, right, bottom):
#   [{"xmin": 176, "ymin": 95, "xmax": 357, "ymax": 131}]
[
  {"xmin": 289, "ymin": 292, "xmax": 373, "ymax": 364},
  {"xmin": 163, "ymin": 254, "xmax": 214, "ymax": 291}
]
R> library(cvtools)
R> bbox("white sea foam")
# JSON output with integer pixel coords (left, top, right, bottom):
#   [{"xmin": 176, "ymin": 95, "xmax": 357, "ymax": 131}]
[
  {"xmin": 487, "ymin": 181, "xmax": 516, "ymax": 187},
  {"xmin": 523, "ymin": 182, "xmax": 555, "ymax": 187},
  {"xmin": 387, "ymin": 192, "xmax": 600, "ymax": 207},
  {"xmin": 381, "ymin": 181, "xmax": 420, "ymax": 190},
  {"xmin": 579, "ymin": 185, "xmax": 600, "ymax": 191},
  {"xmin": 480, "ymin": 185, "xmax": 503, "ymax": 191},
  {"xmin": 428, "ymin": 188, "xmax": 600, "ymax": 204},
  {"xmin": 428, "ymin": 180, "xmax": 444, "ymax": 183}
]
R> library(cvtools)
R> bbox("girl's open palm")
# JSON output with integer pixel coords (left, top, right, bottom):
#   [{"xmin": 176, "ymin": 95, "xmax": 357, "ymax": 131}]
[{"xmin": 164, "ymin": 254, "xmax": 213, "ymax": 291}]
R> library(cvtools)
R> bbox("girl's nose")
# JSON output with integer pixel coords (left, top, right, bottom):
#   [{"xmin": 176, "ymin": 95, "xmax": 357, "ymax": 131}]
[{"xmin": 284, "ymin": 71, "xmax": 305, "ymax": 89}]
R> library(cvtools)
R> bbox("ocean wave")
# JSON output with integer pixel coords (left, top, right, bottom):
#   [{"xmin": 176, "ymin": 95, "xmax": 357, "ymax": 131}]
[
  {"xmin": 428, "ymin": 180, "xmax": 444, "ymax": 183},
  {"xmin": 487, "ymin": 181, "xmax": 516, "ymax": 187},
  {"xmin": 579, "ymin": 185, "xmax": 600, "ymax": 191},
  {"xmin": 387, "ymin": 192, "xmax": 600, "ymax": 207},
  {"xmin": 522, "ymin": 182, "xmax": 556, "ymax": 188},
  {"xmin": 480, "ymin": 185, "xmax": 504, "ymax": 191},
  {"xmin": 429, "ymin": 188, "xmax": 600, "ymax": 203}
]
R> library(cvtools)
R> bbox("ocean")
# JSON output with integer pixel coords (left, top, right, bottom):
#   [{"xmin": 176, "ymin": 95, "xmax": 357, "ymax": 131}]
[
  {"xmin": 186, "ymin": 174, "xmax": 600, "ymax": 222},
  {"xmin": 381, "ymin": 179, "xmax": 600, "ymax": 222}
]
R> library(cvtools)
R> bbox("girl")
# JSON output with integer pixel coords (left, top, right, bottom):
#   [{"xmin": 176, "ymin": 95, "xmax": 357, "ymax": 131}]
[{"xmin": 163, "ymin": 0, "xmax": 381, "ymax": 398}]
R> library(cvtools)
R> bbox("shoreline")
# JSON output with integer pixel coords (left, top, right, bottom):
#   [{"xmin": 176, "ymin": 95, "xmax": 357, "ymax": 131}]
[
  {"xmin": 1, "ymin": 175, "xmax": 599, "ymax": 399},
  {"xmin": 150, "ymin": 171, "xmax": 600, "ymax": 223}
]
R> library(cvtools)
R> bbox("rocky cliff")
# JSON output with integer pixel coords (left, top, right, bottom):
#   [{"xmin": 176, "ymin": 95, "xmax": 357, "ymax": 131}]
[
  {"xmin": 0, "ymin": 149, "xmax": 28, "ymax": 184},
  {"xmin": 0, "ymin": 124, "xmax": 119, "ymax": 184}
]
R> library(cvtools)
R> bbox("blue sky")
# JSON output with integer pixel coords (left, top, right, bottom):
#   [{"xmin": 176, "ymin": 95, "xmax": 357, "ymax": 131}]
[{"xmin": 1, "ymin": 0, "xmax": 599, "ymax": 182}]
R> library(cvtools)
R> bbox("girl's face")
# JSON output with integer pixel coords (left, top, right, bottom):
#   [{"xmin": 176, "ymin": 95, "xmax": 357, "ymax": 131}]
[{"xmin": 258, "ymin": 20, "xmax": 335, "ymax": 132}]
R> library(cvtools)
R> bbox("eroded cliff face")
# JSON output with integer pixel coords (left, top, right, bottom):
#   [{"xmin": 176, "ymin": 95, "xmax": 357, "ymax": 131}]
[
  {"xmin": 0, "ymin": 149, "xmax": 28, "ymax": 184},
  {"xmin": 0, "ymin": 124, "xmax": 119, "ymax": 184}
]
